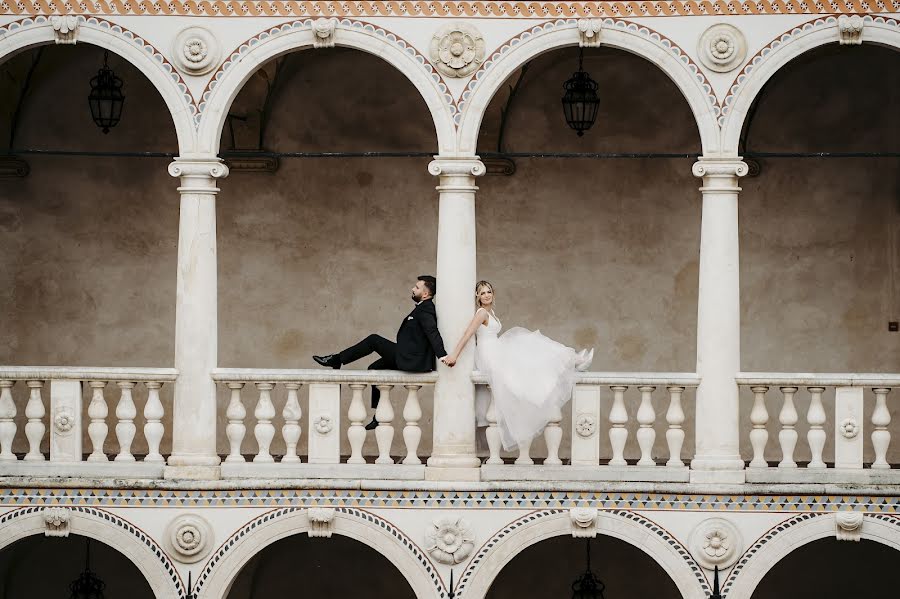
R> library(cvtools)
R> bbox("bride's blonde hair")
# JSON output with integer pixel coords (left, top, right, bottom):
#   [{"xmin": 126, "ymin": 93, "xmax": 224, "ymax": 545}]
[{"xmin": 475, "ymin": 280, "xmax": 495, "ymax": 311}]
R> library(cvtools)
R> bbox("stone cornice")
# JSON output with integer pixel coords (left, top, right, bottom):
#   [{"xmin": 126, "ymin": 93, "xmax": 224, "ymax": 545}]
[{"xmin": 0, "ymin": 1, "xmax": 895, "ymax": 18}]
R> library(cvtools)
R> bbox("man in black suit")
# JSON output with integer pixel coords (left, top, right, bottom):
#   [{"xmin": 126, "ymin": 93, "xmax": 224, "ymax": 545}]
[{"xmin": 313, "ymin": 275, "xmax": 447, "ymax": 429}]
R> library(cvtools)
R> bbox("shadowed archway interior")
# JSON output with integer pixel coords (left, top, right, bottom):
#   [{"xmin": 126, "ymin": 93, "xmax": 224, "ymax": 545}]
[
  {"xmin": 751, "ymin": 538, "xmax": 898, "ymax": 598},
  {"xmin": 486, "ymin": 534, "xmax": 681, "ymax": 598},
  {"xmin": 0, "ymin": 533, "xmax": 155, "ymax": 597},
  {"xmin": 226, "ymin": 533, "xmax": 416, "ymax": 598}
]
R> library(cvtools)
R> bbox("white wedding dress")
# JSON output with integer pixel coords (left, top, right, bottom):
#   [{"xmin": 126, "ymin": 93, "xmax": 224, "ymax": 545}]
[{"xmin": 474, "ymin": 309, "xmax": 579, "ymax": 451}]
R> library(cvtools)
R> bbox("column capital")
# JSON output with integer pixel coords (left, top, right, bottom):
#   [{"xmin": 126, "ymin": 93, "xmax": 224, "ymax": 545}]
[
  {"xmin": 428, "ymin": 156, "xmax": 486, "ymax": 178},
  {"xmin": 168, "ymin": 157, "xmax": 229, "ymax": 193},
  {"xmin": 691, "ymin": 158, "xmax": 748, "ymax": 179}
]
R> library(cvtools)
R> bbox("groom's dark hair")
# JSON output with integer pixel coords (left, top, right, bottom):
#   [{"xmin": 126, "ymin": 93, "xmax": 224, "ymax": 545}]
[{"xmin": 418, "ymin": 275, "xmax": 437, "ymax": 297}]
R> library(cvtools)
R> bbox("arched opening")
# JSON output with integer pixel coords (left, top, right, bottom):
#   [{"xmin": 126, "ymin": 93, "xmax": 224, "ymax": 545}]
[
  {"xmin": 0, "ymin": 43, "xmax": 181, "ymax": 458},
  {"xmin": 737, "ymin": 43, "xmax": 900, "ymax": 464},
  {"xmin": 751, "ymin": 537, "xmax": 898, "ymax": 597},
  {"xmin": 472, "ymin": 45, "xmax": 701, "ymax": 461},
  {"xmin": 225, "ymin": 533, "xmax": 415, "ymax": 598},
  {"xmin": 0, "ymin": 533, "xmax": 154, "ymax": 597},
  {"xmin": 215, "ymin": 47, "xmax": 440, "ymax": 460},
  {"xmin": 486, "ymin": 535, "xmax": 680, "ymax": 597}
]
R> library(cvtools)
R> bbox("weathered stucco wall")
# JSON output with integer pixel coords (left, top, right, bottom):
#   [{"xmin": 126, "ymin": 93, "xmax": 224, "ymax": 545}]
[{"xmin": 0, "ymin": 43, "xmax": 897, "ymax": 461}]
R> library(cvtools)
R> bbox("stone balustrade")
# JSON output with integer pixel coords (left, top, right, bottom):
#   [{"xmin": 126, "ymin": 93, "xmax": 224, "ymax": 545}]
[
  {"xmin": 0, "ymin": 366, "xmax": 177, "ymax": 477},
  {"xmin": 211, "ymin": 368, "xmax": 437, "ymax": 479},
  {"xmin": 474, "ymin": 372, "xmax": 700, "ymax": 481},
  {"xmin": 737, "ymin": 373, "xmax": 899, "ymax": 483}
]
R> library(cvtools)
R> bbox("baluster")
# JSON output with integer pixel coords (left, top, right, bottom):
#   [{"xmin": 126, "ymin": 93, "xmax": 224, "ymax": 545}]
[
  {"xmin": 748, "ymin": 386, "xmax": 769, "ymax": 468},
  {"xmin": 114, "ymin": 381, "xmax": 137, "ymax": 462},
  {"xmin": 0, "ymin": 381, "xmax": 17, "ymax": 461},
  {"xmin": 143, "ymin": 382, "xmax": 165, "ymax": 463},
  {"xmin": 806, "ymin": 386, "xmax": 827, "ymax": 469},
  {"xmin": 608, "ymin": 385, "xmax": 629, "ymax": 466},
  {"xmin": 24, "ymin": 380, "xmax": 46, "ymax": 461},
  {"xmin": 281, "ymin": 383, "xmax": 303, "ymax": 463},
  {"xmin": 253, "ymin": 383, "xmax": 276, "ymax": 463},
  {"xmin": 665, "ymin": 386, "xmax": 685, "ymax": 467},
  {"xmin": 225, "ymin": 382, "xmax": 246, "ymax": 463},
  {"xmin": 374, "ymin": 384, "xmax": 395, "ymax": 464},
  {"xmin": 484, "ymin": 390, "xmax": 502, "ymax": 465},
  {"xmin": 778, "ymin": 386, "xmax": 799, "ymax": 468},
  {"xmin": 871, "ymin": 388, "xmax": 892, "ymax": 469},
  {"xmin": 347, "ymin": 383, "xmax": 368, "ymax": 464},
  {"xmin": 401, "ymin": 384, "xmax": 423, "ymax": 465},
  {"xmin": 543, "ymin": 406, "xmax": 563, "ymax": 466},
  {"xmin": 636, "ymin": 385, "xmax": 656, "ymax": 466},
  {"xmin": 515, "ymin": 437, "xmax": 533, "ymax": 465},
  {"xmin": 86, "ymin": 381, "xmax": 109, "ymax": 462}
]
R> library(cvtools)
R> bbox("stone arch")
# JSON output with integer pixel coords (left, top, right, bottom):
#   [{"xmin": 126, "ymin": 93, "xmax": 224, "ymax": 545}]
[
  {"xmin": 0, "ymin": 15, "xmax": 198, "ymax": 154},
  {"xmin": 0, "ymin": 505, "xmax": 183, "ymax": 597},
  {"xmin": 722, "ymin": 513, "xmax": 900, "ymax": 599},
  {"xmin": 455, "ymin": 510, "xmax": 708, "ymax": 598},
  {"xmin": 720, "ymin": 15, "xmax": 900, "ymax": 154},
  {"xmin": 456, "ymin": 19, "xmax": 721, "ymax": 155},
  {"xmin": 195, "ymin": 19, "xmax": 457, "ymax": 156},
  {"xmin": 195, "ymin": 506, "xmax": 445, "ymax": 598}
]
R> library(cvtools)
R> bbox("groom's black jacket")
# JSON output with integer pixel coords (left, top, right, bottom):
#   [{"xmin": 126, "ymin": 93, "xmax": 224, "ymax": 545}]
[{"xmin": 396, "ymin": 298, "xmax": 447, "ymax": 372}]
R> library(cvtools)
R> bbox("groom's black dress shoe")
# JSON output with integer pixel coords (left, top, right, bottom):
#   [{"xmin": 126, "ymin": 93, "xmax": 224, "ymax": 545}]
[
  {"xmin": 313, "ymin": 354, "xmax": 342, "ymax": 369},
  {"xmin": 364, "ymin": 417, "xmax": 378, "ymax": 430}
]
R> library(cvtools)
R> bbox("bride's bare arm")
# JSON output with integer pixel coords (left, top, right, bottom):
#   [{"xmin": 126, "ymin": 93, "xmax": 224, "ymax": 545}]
[{"xmin": 441, "ymin": 309, "xmax": 488, "ymax": 367}]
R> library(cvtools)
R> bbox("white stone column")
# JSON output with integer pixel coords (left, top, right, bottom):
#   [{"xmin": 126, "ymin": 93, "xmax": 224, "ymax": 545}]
[
  {"xmin": 426, "ymin": 157, "xmax": 485, "ymax": 480},
  {"xmin": 690, "ymin": 158, "xmax": 748, "ymax": 483},
  {"xmin": 165, "ymin": 158, "xmax": 228, "ymax": 479}
]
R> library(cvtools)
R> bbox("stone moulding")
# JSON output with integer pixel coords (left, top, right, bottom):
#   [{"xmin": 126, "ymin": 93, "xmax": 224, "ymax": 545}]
[
  {"xmin": 430, "ymin": 22, "xmax": 485, "ymax": 78},
  {"xmin": 835, "ymin": 511, "xmax": 864, "ymax": 541},
  {"xmin": 42, "ymin": 506, "xmax": 71, "ymax": 537},
  {"xmin": 689, "ymin": 517, "xmax": 743, "ymax": 570},
  {"xmin": 698, "ymin": 23, "xmax": 747, "ymax": 73},
  {"xmin": 0, "ymin": 1, "xmax": 895, "ymax": 18}
]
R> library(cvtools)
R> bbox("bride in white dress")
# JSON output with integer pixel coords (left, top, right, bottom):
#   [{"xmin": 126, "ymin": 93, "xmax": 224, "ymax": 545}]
[{"xmin": 442, "ymin": 281, "xmax": 593, "ymax": 452}]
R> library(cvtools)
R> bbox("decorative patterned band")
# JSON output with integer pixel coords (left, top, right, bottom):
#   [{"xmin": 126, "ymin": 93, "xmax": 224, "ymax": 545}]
[{"xmin": 0, "ymin": 0, "xmax": 896, "ymax": 18}]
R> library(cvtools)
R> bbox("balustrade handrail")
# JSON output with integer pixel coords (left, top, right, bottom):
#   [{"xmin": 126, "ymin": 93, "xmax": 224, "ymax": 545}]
[
  {"xmin": 212, "ymin": 368, "xmax": 438, "ymax": 384},
  {"xmin": 736, "ymin": 372, "xmax": 900, "ymax": 387},
  {"xmin": 0, "ymin": 366, "xmax": 178, "ymax": 382},
  {"xmin": 471, "ymin": 371, "xmax": 700, "ymax": 386}
]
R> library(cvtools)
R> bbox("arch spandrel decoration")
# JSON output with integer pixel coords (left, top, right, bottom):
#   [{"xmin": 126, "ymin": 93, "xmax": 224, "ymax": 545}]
[
  {"xmin": 195, "ymin": 19, "xmax": 458, "ymax": 156},
  {"xmin": 194, "ymin": 506, "xmax": 447, "ymax": 599},
  {"xmin": 455, "ymin": 19, "xmax": 722, "ymax": 155},
  {"xmin": 0, "ymin": 505, "xmax": 184, "ymax": 597},
  {"xmin": 0, "ymin": 15, "xmax": 198, "ymax": 153},
  {"xmin": 721, "ymin": 512, "xmax": 900, "ymax": 599},
  {"xmin": 454, "ymin": 509, "xmax": 710, "ymax": 599},
  {"xmin": 720, "ymin": 15, "xmax": 900, "ymax": 154}
]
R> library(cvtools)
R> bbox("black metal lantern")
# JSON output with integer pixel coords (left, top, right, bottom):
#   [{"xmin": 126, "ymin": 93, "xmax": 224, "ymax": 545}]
[
  {"xmin": 69, "ymin": 538, "xmax": 106, "ymax": 599},
  {"xmin": 571, "ymin": 539, "xmax": 606, "ymax": 599},
  {"xmin": 561, "ymin": 48, "xmax": 600, "ymax": 137},
  {"xmin": 88, "ymin": 50, "xmax": 124, "ymax": 134}
]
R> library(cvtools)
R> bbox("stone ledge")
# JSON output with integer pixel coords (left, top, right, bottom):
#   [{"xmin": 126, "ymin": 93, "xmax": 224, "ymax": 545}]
[
  {"xmin": 481, "ymin": 465, "xmax": 690, "ymax": 483},
  {"xmin": 221, "ymin": 462, "xmax": 426, "ymax": 480}
]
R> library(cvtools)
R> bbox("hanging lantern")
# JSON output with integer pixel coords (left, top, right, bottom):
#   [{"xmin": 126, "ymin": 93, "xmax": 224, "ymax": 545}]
[
  {"xmin": 88, "ymin": 50, "xmax": 125, "ymax": 134},
  {"xmin": 561, "ymin": 48, "xmax": 600, "ymax": 137},
  {"xmin": 69, "ymin": 538, "xmax": 106, "ymax": 599},
  {"xmin": 570, "ymin": 539, "xmax": 606, "ymax": 599}
]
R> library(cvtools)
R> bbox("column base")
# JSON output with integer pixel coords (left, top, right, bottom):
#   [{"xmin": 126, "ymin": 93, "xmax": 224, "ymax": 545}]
[
  {"xmin": 689, "ymin": 455, "xmax": 746, "ymax": 484},
  {"xmin": 164, "ymin": 464, "xmax": 222, "ymax": 480},
  {"xmin": 425, "ymin": 465, "xmax": 482, "ymax": 482},
  {"xmin": 427, "ymin": 452, "xmax": 481, "ymax": 472}
]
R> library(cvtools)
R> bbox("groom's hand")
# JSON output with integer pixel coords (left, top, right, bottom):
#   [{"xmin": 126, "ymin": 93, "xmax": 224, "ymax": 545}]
[{"xmin": 440, "ymin": 356, "xmax": 456, "ymax": 367}]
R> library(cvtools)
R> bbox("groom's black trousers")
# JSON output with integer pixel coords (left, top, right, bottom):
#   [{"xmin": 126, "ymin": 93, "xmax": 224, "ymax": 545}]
[{"xmin": 338, "ymin": 334, "xmax": 396, "ymax": 408}]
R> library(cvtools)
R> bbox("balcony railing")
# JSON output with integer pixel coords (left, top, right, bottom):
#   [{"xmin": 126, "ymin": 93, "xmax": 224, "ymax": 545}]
[
  {"xmin": 474, "ymin": 372, "xmax": 700, "ymax": 481},
  {"xmin": 0, "ymin": 366, "xmax": 177, "ymax": 477},
  {"xmin": 1, "ymin": 366, "xmax": 897, "ymax": 484},
  {"xmin": 212, "ymin": 368, "xmax": 438, "ymax": 479},
  {"xmin": 737, "ymin": 373, "xmax": 898, "ymax": 483}
]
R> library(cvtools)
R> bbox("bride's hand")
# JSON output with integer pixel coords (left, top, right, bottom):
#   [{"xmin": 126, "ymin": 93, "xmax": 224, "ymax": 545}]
[{"xmin": 441, "ymin": 355, "xmax": 456, "ymax": 367}]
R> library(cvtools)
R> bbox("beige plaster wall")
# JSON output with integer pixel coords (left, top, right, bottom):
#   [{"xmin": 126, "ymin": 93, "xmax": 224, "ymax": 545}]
[{"xmin": 0, "ymin": 43, "xmax": 896, "ymax": 462}]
